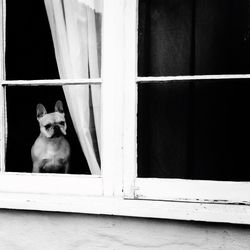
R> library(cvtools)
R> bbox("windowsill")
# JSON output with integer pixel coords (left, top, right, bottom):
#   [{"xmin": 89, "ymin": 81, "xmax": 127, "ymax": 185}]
[{"xmin": 1, "ymin": 191, "xmax": 250, "ymax": 225}]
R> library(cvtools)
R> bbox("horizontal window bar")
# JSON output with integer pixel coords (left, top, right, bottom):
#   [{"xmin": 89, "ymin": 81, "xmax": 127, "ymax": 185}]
[
  {"xmin": 137, "ymin": 75, "xmax": 250, "ymax": 83},
  {"xmin": 0, "ymin": 78, "xmax": 102, "ymax": 86}
]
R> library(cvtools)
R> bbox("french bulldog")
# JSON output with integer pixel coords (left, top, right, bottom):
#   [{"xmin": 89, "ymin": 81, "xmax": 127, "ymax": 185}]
[{"xmin": 31, "ymin": 100, "xmax": 70, "ymax": 173}]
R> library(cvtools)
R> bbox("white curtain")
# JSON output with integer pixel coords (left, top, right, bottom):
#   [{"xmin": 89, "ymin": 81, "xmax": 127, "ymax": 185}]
[{"xmin": 44, "ymin": 0, "xmax": 102, "ymax": 175}]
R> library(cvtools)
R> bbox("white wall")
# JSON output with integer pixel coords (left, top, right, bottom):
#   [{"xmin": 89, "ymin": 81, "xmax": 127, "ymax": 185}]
[{"xmin": 1, "ymin": 210, "xmax": 250, "ymax": 250}]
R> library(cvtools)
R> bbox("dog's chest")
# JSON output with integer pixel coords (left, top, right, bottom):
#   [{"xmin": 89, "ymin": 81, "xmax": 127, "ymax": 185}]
[
  {"xmin": 38, "ymin": 140, "xmax": 70, "ymax": 173},
  {"xmin": 42, "ymin": 140, "xmax": 69, "ymax": 161},
  {"xmin": 43, "ymin": 146, "xmax": 64, "ymax": 161},
  {"xmin": 33, "ymin": 136, "xmax": 70, "ymax": 163}
]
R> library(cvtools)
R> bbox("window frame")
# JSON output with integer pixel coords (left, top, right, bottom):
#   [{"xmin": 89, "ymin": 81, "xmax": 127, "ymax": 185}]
[
  {"xmin": 130, "ymin": 75, "xmax": 250, "ymax": 204},
  {"xmin": 122, "ymin": 0, "xmax": 250, "ymax": 223},
  {"xmin": 0, "ymin": 1, "xmax": 106, "ymax": 200},
  {"xmin": 0, "ymin": 0, "xmax": 128, "ymax": 208},
  {"xmin": 1, "ymin": 0, "xmax": 250, "ymax": 225}
]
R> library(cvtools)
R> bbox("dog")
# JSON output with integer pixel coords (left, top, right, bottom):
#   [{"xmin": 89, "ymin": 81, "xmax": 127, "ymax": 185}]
[{"xmin": 31, "ymin": 100, "xmax": 70, "ymax": 173}]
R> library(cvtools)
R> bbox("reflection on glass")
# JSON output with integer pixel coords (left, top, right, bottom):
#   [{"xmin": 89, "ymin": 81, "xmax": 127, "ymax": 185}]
[
  {"xmin": 138, "ymin": 79, "xmax": 250, "ymax": 181},
  {"xmin": 138, "ymin": 0, "xmax": 250, "ymax": 76}
]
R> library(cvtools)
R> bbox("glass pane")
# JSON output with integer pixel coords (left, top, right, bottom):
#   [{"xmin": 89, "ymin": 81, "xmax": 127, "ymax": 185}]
[
  {"xmin": 5, "ymin": 85, "xmax": 101, "ymax": 175},
  {"xmin": 138, "ymin": 0, "xmax": 250, "ymax": 76},
  {"xmin": 138, "ymin": 79, "xmax": 250, "ymax": 181},
  {"xmin": 6, "ymin": 0, "xmax": 102, "ymax": 80}
]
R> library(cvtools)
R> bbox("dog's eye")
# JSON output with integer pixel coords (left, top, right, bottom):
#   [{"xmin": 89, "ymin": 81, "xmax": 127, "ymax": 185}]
[
  {"xmin": 59, "ymin": 121, "xmax": 65, "ymax": 126},
  {"xmin": 45, "ymin": 124, "xmax": 52, "ymax": 130}
]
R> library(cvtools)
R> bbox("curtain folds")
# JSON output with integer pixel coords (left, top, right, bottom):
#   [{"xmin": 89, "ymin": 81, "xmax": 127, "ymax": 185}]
[{"xmin": 44, "ymin": 0, "xmax": 101, "ymax": 175}]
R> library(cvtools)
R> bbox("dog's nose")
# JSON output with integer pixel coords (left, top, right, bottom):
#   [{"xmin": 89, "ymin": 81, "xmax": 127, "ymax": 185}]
[{"xmin": 54, "ymin": 125, "xmax": 61, "ymax": 136}]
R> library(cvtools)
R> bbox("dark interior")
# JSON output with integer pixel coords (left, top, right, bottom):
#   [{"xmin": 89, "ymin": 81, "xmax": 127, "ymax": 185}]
[
  {"xmin": 5, "ymin": 0, "xmax": 90, "ymax": 174},
  {"xmin": 138, "ymin": 0, "xmax": 250, "ymax": 76},
  {"xmin": 138, "ymin": 0, "xmax": 250, "ymax": 180}
]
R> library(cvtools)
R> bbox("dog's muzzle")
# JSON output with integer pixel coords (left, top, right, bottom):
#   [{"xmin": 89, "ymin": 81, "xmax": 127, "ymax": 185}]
[{"xmin": 53, "ymin": 125, "xmax": 62, "ymax": 137}]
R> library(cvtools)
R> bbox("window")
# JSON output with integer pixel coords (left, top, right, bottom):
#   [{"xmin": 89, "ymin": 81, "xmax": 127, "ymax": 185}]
[
  {"xmin": 123, "ymin": 0, "xmax": 250, "ymax": 224},
  {"xmin": 137, "ymin": 0, "xmax": 250, "ymax": 183},
  {"xmin": 0, "ymin": 0, "xmax": 103, "ymax": 196},
  {"xmin": 5, "ymin": 0, "xmax": 101, "ymax": 175},
  {"xmin": 1, "ymin": 0, "xmax": 250, "ymax": 225}
]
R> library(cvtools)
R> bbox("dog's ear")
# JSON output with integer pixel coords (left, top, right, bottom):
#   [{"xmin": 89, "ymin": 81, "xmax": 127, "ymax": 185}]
[
  {"xmin": 55, "ymin": 100, "xmax": 64, "ymax": 114},
  {"xmin": 36, "ymin": 104, "xmax": 47, "ymax": 119}
]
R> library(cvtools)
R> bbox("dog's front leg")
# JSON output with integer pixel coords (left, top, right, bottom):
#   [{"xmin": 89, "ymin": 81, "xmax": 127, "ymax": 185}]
[
  {"xmin": 64, "ymin": 162, "xmax": 70, "ymax": 174},
  {"xmin": 32, "ymin": 162, "xmax": 41, "ymax": 173}
]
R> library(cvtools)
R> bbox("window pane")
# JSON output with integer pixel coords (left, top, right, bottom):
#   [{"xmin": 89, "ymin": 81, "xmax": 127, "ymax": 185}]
[
  {"xmin": 138, "ymin": 0, "xmax": 250, "ymax": 76},
  {"xmin": 138, "ymin": 79, "xmax": 250, "ymax": 181},
  {"xmin": 5, "ymin": 85, "xmax": 101, "ymax": 175},
  {"xmin": 6, "ymin": 0, "xmax": 102, "ymax": 80}
]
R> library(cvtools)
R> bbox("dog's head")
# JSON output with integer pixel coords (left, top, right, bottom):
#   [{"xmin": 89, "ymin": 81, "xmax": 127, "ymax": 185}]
[{"xmin": 36, "ymin": 100, "xmax": 67, "ymax": 138}]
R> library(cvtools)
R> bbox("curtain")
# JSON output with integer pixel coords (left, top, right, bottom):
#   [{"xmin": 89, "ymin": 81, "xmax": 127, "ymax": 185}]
[{"xmin": 44, "ymin": 0, "xmax": 102, "ymax": 175}]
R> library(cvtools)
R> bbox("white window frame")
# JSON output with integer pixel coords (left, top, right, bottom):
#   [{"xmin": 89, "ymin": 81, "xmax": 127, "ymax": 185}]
[
  {"xmin": 1, "ymin": 0, "xmax": 250, "ymax": 225},
  {"xmin": 0, "ymin": 0, "xmax": 128, "ymax": 213},
  {"xmin": 122, "ymin": 0, "xmax": 250, "ymax": 224}
]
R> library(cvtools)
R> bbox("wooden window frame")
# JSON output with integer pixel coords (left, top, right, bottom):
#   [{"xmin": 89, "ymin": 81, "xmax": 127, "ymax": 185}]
[
  {"xmin": 122, "ymin": 0, "xmax": 250, "ymax": 224},
  {"xmin": 1, "ymin": 0, "xmax": 250, "ymax": 225}
]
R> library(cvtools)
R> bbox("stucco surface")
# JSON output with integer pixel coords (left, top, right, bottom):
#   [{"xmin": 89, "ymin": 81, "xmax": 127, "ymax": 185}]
[{"xmin": 1, "ymin": 209, "xmax": 250, "ymax": 250}]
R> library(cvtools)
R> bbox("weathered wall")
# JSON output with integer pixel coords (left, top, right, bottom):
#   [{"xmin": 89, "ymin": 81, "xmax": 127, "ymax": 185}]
[{"xmin": 1, "ymin": 209, "xmax": 250, "ymax": 250}]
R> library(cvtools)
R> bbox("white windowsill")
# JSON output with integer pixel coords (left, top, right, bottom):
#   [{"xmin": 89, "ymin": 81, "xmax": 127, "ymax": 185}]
[
  {"xmin": 0, "ymin": 173, "xmax": 103, "ymax": 196},
  {"xmin": 1, "ymin": 191, "xmax": 250, "ymax": 225}
]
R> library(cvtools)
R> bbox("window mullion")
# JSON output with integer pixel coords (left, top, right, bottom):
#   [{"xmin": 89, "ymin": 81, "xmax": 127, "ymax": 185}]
[
  {"xmin": 122, "ymin": 0, "xmax": 138, "ymax": 198},
  {"xmin": 0, "ymin": 0, "xmax": 5, "ymax": 80},
  {"xmin": 101, "ymin": 0, "xmax": 126, "ymax": 197},
  {"xmin": 0, "ymin": 0, "xmax": 5, "ymax": 173}
]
